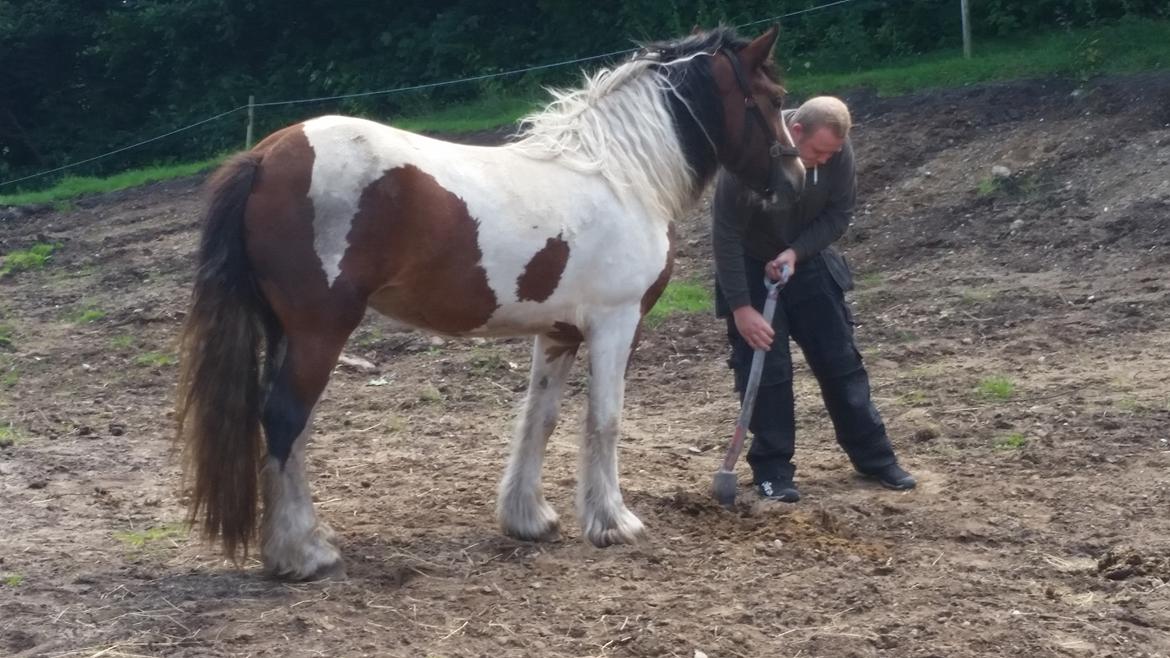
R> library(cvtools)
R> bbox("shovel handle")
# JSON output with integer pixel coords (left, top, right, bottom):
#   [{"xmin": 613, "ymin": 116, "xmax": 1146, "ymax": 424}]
[{"xmin": 721, "ymin": 268, "xmax": 791, "ymax": 470}]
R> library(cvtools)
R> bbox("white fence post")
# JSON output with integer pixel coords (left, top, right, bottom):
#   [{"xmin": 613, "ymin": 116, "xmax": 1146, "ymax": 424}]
[
  {"xmin": 245, "ymin": 95, "xmax": 255, "ymax": 149},
  {"xmin": 961, "ymin": 0, "xmax": 972, "ymax": 58}
]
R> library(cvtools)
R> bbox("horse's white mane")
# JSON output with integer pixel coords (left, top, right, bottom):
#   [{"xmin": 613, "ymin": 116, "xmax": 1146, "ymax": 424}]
[{"xmin": 508, "ymin": 51, "xmax": 710, "ymax": 222}]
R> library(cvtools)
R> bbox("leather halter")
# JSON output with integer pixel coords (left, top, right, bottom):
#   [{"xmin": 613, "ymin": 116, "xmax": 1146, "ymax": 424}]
[{"xmin": 721, "ymin": 48, "xmax": 800, "ymax": 195}]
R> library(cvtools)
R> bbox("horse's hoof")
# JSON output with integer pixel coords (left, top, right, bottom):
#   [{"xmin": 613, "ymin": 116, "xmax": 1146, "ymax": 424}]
[
  {"xmin": 499, "ymin": 499, "xmax": 560, "ymax": 542},
  {"xmin": 265, "ymin": 551, "xmax": 346, "ymax": 582},
  {"xmin": 263, "ymin": 526, "xmax": 346, "ymax": 581},
  {"xmin": 582, "ymin": 506, "xmax": 645, "ymax": 548}
]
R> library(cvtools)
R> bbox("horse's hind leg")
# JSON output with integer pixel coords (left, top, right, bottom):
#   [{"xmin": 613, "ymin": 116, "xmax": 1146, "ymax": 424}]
[
  {"xmin": 498, "ymin": 333, "xmax": 578, "ymax": 541},
  {"xmin": 260, "ymin": 322, "xmax": 356, "ymax": 580},
  {"xmin": 579, "ymin": 307, "xmax": 645, "ymax": 547}
]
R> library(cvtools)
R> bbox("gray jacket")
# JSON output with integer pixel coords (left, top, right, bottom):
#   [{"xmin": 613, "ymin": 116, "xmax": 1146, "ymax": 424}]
[{"xmin": 712, "ymin": 132, "xmax": 856, "ymax": 313}]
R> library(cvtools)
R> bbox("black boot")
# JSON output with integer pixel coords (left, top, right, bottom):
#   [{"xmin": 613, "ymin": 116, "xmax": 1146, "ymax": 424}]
[
  {"xmin": 858, "ymin": 463, "xmax": 917, "ymax": 490},
  {"xmin": 756, "ymin": 478, "xmax": 801, "ymax": 502}
]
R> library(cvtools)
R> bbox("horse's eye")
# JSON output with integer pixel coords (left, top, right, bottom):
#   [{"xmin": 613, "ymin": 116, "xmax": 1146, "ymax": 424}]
[{"xmin": 772, "ymin": 96, "xmax": 785, "ymax": 107}]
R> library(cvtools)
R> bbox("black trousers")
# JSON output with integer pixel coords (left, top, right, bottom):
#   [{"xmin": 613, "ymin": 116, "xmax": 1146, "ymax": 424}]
[{"xmin": 718, "ymin": 251, "xmax": 896, "ymax": 483}]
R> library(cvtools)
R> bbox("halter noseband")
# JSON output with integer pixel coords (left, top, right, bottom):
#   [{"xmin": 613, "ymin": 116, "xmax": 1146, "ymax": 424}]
[{"xmin": 721, "ymin": 48, "xmax": 800, "ymax": 195}]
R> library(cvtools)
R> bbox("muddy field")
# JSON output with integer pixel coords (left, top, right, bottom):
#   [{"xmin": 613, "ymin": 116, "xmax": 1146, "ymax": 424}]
[{"xmin": 2, "ymin": 72, "xmax": 1170, "ymax": 658}]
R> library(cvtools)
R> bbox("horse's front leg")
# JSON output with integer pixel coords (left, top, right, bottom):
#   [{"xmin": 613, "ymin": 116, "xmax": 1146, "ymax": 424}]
[
  {"xmin": 579, "ymin": 306, "xmax": 645, "ymax": 547},
  {"xmin": 498, "ymin": 333, "xmax": 578, "ymax": 541}
]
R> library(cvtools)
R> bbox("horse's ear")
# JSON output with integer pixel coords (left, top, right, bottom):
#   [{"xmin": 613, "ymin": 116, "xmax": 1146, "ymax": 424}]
[
  {"xmin": 691, "ymin": 24, "xmax": 702, "ymax": 36},
  {"xmin": 740, "ymin": 24, "xmax": 780, "ymax": 69}
]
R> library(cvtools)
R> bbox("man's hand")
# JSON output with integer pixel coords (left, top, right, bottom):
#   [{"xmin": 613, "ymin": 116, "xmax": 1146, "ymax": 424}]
[
  {"xmin": 766, "ymin": 248, "xmax": 797, "ymax": 283},
  {"xmin": 733, "ymin": 305, "xmax": 774, "ymax": 351}
]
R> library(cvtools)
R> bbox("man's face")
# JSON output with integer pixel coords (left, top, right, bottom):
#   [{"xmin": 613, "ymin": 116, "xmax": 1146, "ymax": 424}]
[{"xmin": 790, "ymin": 123, "xmax": 845, "ymax": 168}]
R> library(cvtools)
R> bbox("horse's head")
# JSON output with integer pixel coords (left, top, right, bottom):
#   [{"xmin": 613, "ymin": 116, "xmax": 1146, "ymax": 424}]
[{"xmin": 710, "ymin": 26, "xmax": 805, "ymax": 207}]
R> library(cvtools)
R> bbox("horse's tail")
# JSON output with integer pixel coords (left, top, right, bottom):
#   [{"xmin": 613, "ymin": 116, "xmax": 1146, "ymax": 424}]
[{"xmin": 176, "ymin": 151, "xmax": 272, "ymax": 561}]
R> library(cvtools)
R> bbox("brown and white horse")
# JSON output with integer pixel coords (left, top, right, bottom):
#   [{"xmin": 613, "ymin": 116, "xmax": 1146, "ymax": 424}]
[{"xmin": 177, "ymin": 25, "xmax": 804, "ymax": 580}]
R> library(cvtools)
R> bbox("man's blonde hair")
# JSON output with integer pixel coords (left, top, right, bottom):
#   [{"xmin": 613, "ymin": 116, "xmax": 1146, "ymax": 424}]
[{"xmin": 791, "ymin": 96, "xmax": 852, "ymax": 139}]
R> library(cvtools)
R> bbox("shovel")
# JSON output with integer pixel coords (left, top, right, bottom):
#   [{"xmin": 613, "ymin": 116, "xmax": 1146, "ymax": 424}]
[{"xmin": 712, "ymin": 264, "xmax": 790, "ymax": 508}]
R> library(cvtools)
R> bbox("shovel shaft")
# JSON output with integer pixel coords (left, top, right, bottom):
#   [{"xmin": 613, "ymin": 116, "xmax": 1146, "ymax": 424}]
[
  {"xmin": 735, "ymin": 291, "xmax": 778, "ymax": 428},
  {"xmin": 720, "ymin": 271, "xmax": 786, "ymax": 472}
]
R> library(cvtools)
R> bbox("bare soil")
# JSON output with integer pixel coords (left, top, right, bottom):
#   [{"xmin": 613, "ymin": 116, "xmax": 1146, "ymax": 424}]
[{"xmin": 2, "ymin": 72, "xmax": 1170, "ymax": 658}]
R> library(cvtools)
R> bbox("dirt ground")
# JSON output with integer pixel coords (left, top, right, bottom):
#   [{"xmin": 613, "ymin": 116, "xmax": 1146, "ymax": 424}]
[{"xmin": 2, "ymin": 71, "xmax": 1170, "ymax": 658}]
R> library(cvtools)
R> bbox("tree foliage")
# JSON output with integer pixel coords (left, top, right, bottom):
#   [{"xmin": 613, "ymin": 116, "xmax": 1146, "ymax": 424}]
[{"xmin": 0, "ymin": 0, "xmax": 1165, "ymax": 187}]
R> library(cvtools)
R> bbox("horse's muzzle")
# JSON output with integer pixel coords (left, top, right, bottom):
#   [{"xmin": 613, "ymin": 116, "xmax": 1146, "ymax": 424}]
[{"xmin": 768, "ymin": 165, "xmax": 804, "ymax": 209}]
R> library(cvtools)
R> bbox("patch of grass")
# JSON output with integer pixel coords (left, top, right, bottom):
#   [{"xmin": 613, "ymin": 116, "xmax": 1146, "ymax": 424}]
[
  {"xmin": 1, "ymin": 368, "xmax": 17, "ymax": 388},
  {"xmin": 2, "ymin": 573, "xmax": 23, "ymax": 587},
  {"xmin": 0, "ymin": 424, "xmax": 18, "ymax": 448},
  {"xmin": 898, "ymin": 390, "xmax": 929, "ymax": 407},
  {"xmin": 72, "ymin": 307, "xmax": 106, "ymax": 324},
  {"xmin": 353, "ymin": 328, "xmax": 385, "ymax": 348},
  {"xmin": 959, "ymin": 288, "xmax": 995, "ymax": 304},
  {"xmin": 977, "ymin": 376, "xmax": 1015, "ymax": 401},
  {"xmin": 469, "ymin": 349, "xmax": 508, "ymax": 376},
  {"xmin": 114, "ymin": 523, "xmax": 185, "ymax": 550},
  {"xmin": 857, "ymin": 272, "xmax": 884, "ymax": 289},
  {"xmin": 0, "ymin": 324, "xmax": 13, "ymax": 349},
  {"xmin": 994, "ymin": 433, "xmax": 1028, "ymax": 450},
  {"xmin": 0, "ymin": 243, "xmax": 56, "ymax": 277},
  {"xmin": 0, "ymin": 157, "xmax": 224, "ymax": 207},
  {"xmin": 977, "ymin": 177, "xmax": 1001, "ymax": 196},
  {"xmin": 134, "ymin": 351, "xmax": 176, "ymax": 367},
  {"xmin": 892, "ymin": 329, "xmax": 918, "ymax": 344},
  {"xmin": 393, "ymin": 93, "xmax": 542, "ymax": 134},
  {"xmin": 786, "ymin": 18, "xmax": 1170, "ymax": 97},
  {"xmin": 645, "ymin": 281, "xmax": 713, "ymax": 327},
  {"xmin": 418, "ymin": 384, "xmax": 444, "ymax": 403},
  {"xmin": 111, "ymin": 334, "xmax": 135, "ymax": 349}
]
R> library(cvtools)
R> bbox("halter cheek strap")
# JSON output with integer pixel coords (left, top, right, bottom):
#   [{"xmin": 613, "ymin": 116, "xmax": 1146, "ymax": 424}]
[{"xmin": 721, "ymin": 49, "xmax": 800, "ymax": 195}]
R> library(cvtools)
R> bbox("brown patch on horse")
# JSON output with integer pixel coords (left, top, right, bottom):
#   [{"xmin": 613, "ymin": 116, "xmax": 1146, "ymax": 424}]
[
  {"xmin": 516, "ymin": 234, "xmax": 570, "ymax": 302},
  {"xmin": 631, "ymin": 223, "xmax": 677, "ymax": 364},
  {"xmin": 343, "ymin": 165, "xmax": 499, "ymax": 333},
  {"xmin": 245, "ymin": 126, "xmax": 366, "ymax": 404},
  {"xmin": 640, "ymin": 223, "xmax": 677, "ymax": 316},
  {"xmin": 545, "ymin": 321, "xmax": 584, "ymax": 361}
]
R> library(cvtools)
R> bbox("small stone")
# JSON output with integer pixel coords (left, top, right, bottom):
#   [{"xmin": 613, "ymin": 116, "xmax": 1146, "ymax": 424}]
[
  {"xmin": 991, "ymin": 165, "xmax": 1012, "ymax": 179},
  {"xmin": 337, "ymin": 354, "xmax": 378, "ymax": 373}
]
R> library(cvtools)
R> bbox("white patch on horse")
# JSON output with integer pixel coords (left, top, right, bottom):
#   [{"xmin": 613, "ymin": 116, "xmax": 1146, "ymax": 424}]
[
  {"xmin": 260, "ymin": 414, "xmax": 343, "ymax": 580},
  {"xmin": 299, "ymin": 116, "xmax": 676, "ymax": 334},
  {"xmin": 302, "ymin": 115, "xmax": 393, "ymax": 287}
]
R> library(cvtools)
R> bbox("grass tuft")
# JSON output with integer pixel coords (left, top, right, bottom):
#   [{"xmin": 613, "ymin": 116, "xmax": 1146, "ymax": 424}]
[
  {"xmin": 977, "ymin": 376, "xmax": 1015, "ymax": 400},
  {"xmin": 1, "ymin": 243, "xmax": 56, "ymax": 277},
  {"xmin": 645, "ymin": 281, "xmax": 713, "ymax": 327}
]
